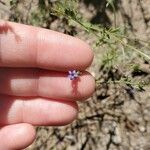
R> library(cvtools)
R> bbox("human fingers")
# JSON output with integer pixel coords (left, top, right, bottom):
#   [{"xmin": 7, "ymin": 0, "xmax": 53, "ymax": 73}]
[
  {"xmin": 0, "ymin": 123, "xmax": 35, "ymax": 150},
  {"xmin": 0, "ymin": 21, "xmax": 93, "ymax": 71},
  {"xmin": 0, "ymin": 95, "xmax": 78, "ymax": 126},
  {"xmin": 0, "ymin": 68, "xmax": 95, "ymax": 101}
]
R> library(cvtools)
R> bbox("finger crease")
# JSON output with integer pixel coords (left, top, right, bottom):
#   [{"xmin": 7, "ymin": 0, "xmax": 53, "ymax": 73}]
[
  {"xmin": 21, "ymin": 99, "xmax": 25, "ymax": 123},
  {"xmin": 36, "ymin": 69, "xmax": 40, "ymax": 96}
]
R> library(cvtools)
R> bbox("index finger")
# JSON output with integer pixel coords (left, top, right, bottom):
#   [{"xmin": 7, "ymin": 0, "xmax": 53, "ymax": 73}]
[{"xmin": 0, "ymin": 21, "xmax": 93, "ymax": 71}]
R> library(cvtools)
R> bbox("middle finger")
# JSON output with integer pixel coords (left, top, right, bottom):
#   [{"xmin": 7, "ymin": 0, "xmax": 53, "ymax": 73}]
[{"xmin": 0, "ymin": 68, "xmax": 95, "ymax": 101}]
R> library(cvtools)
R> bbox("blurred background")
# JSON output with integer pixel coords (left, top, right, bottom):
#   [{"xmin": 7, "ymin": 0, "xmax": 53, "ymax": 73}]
[{"xmin": 0, "ymin": 0, "xmax": 150, "ymax": 149}]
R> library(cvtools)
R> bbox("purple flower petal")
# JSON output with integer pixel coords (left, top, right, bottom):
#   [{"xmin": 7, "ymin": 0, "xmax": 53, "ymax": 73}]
[
  {"xmin": 74, "ymin": 74, "xmax": 78, "ymax": 77},
  {"xmin": 68, "ymin": 71, "xmax": 72, "ymax": 75},
  {"xmin": 73, "ymin": 70, "xmax": 76, "ymax": 74}
]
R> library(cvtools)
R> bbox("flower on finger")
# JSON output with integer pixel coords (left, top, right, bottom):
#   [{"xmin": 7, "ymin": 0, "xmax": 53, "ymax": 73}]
[{"xmin": 68, "ymin": 70, "xmax": 80, "ymax": 80}]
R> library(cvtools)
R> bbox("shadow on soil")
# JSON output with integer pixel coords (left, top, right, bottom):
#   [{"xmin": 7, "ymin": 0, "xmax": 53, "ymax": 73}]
[{"xmin": 82, "ymin": 0, "xmax": 121, "ymax": 27}]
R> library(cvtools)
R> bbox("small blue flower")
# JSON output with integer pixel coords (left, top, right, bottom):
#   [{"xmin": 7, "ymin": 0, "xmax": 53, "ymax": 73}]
[{"xmin": 68, "ymin": 70, "xmax": 80, "ymax": 80}]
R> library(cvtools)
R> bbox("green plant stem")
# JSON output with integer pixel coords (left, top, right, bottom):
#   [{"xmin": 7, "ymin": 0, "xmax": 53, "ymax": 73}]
[{"xmin": 106, "ymin": 31, "xmax": 150, "ymax": 60}]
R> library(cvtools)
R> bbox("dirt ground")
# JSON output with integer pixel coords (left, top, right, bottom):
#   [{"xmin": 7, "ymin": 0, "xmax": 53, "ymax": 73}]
[{"xmin": 0, "ymin": 0, "xmax": 150, "ymax": 150}]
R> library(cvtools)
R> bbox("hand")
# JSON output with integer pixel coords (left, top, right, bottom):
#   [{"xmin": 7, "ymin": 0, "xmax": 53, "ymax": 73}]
[{"xmin": 0, "ymin": 21, "xmax": 95, "ymax": 149}]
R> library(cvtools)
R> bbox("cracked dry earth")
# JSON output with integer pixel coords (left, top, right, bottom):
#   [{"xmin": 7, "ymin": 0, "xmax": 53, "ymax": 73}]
[{"xmin": 0, "ymin": 0, "xmax": 150, "ymax": 150}]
